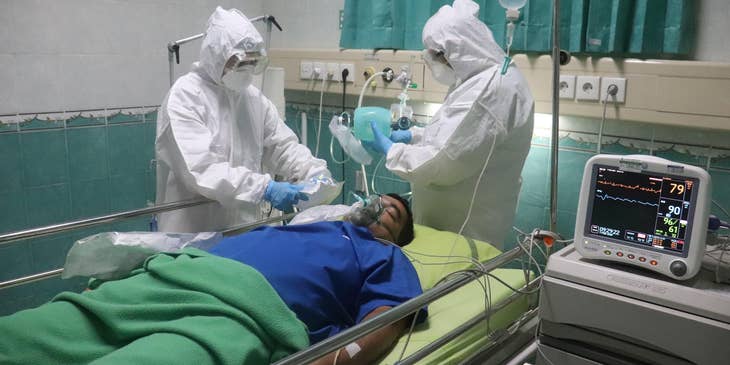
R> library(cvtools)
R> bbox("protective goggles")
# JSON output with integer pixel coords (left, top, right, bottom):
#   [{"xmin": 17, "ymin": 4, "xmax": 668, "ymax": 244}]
[
  {"xmin": 225, "ymin": 51, "xmax": 269, "ymax": 75},
  {"xmin": 421, "ymin": 49, "xmax": 450, "ymax": 66}
]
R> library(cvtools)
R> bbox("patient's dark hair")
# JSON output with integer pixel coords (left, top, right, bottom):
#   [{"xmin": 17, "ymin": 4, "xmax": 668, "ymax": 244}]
[{"xmin": 385, "ymin": 193, "xmax": 415, "ymax": 247}]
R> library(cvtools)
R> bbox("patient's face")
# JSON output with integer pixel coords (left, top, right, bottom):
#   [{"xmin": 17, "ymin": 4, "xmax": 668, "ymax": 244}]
[{"xmin": 367, "ymin": 195, "xmax": 407, "ymax": 244}]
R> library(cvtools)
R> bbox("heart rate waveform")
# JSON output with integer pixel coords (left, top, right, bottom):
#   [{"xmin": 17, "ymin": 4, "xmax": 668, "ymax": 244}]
[
  {"xmin": 597, "ymin": 180, "xmax": 661, "ymax": 194},
  {"xmin": 595, "ymin": 192, "xmax": 659, "ymax": 207}
]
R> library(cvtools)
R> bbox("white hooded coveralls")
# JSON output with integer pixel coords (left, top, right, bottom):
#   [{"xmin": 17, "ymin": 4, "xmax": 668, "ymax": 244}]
[
  {"xmin": 385, "ymin": 0, "xmax": 534, "ymax": 248},
  {"xmin": 156, "ymin": 7, "xmax": 330, "ymax": 232}
]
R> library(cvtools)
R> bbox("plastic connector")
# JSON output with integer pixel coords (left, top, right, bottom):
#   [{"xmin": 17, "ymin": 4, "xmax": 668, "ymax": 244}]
[{"xmin": 607, "ymin": 84, "xmax": 619, "ymax": 96}]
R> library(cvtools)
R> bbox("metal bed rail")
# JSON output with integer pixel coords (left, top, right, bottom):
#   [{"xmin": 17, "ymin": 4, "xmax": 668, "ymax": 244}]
[
  {"xmin": 0, "ymin": 198, "xmax": 212, "ymax": 246},
  {"xmin": 0, "ymin": 201, "xmax": 295, "ymax": 290},
  {"xmin": 398, "ymin": 278, "xmax": 540, "ymax": 365},
  {"xmin": 272, "ymin": 246, "xmax": 530, "ymax": 365}
]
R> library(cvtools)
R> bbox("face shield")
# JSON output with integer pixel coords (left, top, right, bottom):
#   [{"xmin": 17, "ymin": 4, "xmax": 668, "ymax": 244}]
[
  {"xmin": 422, "ymin": 49, "xmax": 457, "ymax": 86},
  {"xmin": 224, "ymin": 51, "xmax": 269, "ymax": 76},
  {"xmin": 221, "ymin": 51, "xmax": 269, "ymax": 89}
]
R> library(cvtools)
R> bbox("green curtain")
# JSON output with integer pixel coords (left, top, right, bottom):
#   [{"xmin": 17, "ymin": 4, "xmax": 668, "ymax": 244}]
[{"xmin": 340, "ymin": 0, "xmax": 695, "ymax": 59}]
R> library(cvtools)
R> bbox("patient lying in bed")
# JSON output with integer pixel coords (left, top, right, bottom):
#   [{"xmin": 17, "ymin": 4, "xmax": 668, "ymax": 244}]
[{"xmin": 0, "ymin": 194, "xmax": 426, "ymax": 365}]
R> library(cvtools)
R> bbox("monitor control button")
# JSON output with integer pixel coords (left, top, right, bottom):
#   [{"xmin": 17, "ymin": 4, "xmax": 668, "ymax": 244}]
[
  {"xmin": 638, "ymin": 257, "xmax": 646, "ymax": 262},
  {"xmin": 670, "ymin": 260, "xmax": 687, "ymax": 276},
  {"xmin": 603, "ymin": 250, "xmax": 611, "ymax": 256},
  {"xmin": 627, "ymin": 254, "xmax": 635, "ymax": 259},
  {"xmin": 616, "ymin": 252, "xmax": 624, "ymax": 257}
]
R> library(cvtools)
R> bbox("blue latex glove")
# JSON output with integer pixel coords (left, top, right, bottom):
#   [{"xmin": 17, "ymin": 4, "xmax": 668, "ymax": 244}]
[
  {"xmin": 264, "ymin": 181, "xmax": 309, "ymax": 212},
  {"xmin": 368, "ymin": 121, "xmax": 393, "ymax": 155},
  {"xmin": 390, "ymin": 130, "xmax": 412, "ymax": 144}
]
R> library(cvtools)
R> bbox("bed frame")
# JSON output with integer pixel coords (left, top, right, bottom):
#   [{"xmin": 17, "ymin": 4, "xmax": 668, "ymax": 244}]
[{"xmin": 0, "ymin": 202, "xmax": 542, "ymax": 364}]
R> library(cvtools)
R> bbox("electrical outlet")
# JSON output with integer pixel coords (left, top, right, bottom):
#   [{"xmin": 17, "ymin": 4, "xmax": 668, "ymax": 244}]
[
  {"xmin": 601, "ymin": 77, "xmax": 627, "ymax": 103},
  {"xmin": 327, "ymin": 62, "xmax": 340, "ymax": 81},
  {"xmin": 576, "ymin": 76, "xmax": 600, "ymax": 101},
  {"xmin": 559, "ymin": 75, "xmax": 576, "ymax": 99},
  {"xmin": 312, "ymin": 62, "xmax": 326, "ymax": 80},
  {"xmin": 339, "ymin": 63, "xmax": 355, "ymax": 83},
  {"xmin": 300, "ymin": 61, "xmax": 313, "ymax": 79}
]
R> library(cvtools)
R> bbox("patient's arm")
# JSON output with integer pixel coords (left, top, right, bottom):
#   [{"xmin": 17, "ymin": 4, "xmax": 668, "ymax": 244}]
[{"xmin": 309, "ymin": 306, "xmax": 410, "ymax": 365}]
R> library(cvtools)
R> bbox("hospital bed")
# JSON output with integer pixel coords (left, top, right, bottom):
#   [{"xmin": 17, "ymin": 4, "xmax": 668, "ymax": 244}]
[{"xmin": 0, "ymin": 202, "xmax": 542, "ymax": 365}]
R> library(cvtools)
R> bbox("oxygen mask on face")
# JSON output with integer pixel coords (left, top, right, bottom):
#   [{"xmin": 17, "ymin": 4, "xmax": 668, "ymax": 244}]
[{"xmin": 346, "ymin": 194, "xmax": 385, "ymax": 227}]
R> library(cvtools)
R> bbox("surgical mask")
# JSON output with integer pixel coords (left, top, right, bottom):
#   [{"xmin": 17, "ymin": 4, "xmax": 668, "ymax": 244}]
[
  {"xmin": 221, "ymin": 69, "xmax": 254, "ymax": 89},
  {"xmin": 346, "ymin": 194, "xmax": 385, "ymax": 227},
  {"xmin": 422, "ymin": 49, "xmax": 457, "ymax": 86}
]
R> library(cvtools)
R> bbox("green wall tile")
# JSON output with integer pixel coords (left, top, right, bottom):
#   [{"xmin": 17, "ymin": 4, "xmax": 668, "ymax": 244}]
[
  {"xmin": 556, "ymin": 149, "xmax": 593, "ymax": 213},
  {"xmin": 70, "ymin": 179, "xmax": 110, "ymax": 219},
  {"xmin": 709, "ymin": 169, "xmax": 730, "ymax": 219},
  {"xmin": 30, "ymin": 233, "xmax": 75, "ymax": 273},
  {"xmin": 67, "ymin": 126, "xmax": 108, "ymax": 181},
  {"xmin": 109, "ymin": 172, "xmax": 147, "ymax": 212},
  {"xmin": 21, "ymin": 130, "xmax": 68, "ymax": 187},
  {"xmin": 143, "ymin": 122, "xmax": 156, "ymax": 166},
  {"xmin": 0, "ymin": 190, "xmax": 27, "ymax": 233},
  {"xmin": 24, "ymin": 184, "xmax": 71, "ymax": 227},
  {"xmin": 19, "ymin": 117, "xmax": 64, "ymax": 131},
  {"xmin": 710, "ymin": 155, "xmax": 730, "ymax": 170},
  {"xmin": 66, "ymin": 115, "xmax": 106, "ymax": 127},
  {"xmin": 108, "ymin": 123, "xmax": 147, "ymax": 175},
  {"xmin": 144, "ymin": 110, "xmax": 158, "ymax": 123},
  {"xmin": 0, "ymin": 133, "xmax": 23, "ymax": 192},
  {"xmin": 145, "ymin": 170, "xmax": 156, "ymax": 205},
  {"xmin": 519, "ymin": 146, "xmax": 550, "ymax": 206},
  {"xmin": 108, "ymin": 112, "xmax": 143, "ymax": 124},
  {"xmin": 112, "ymin": 216, "xmax": 151, "ymax": 232},
  {"xmin": 655, "ymin": 149, "xmax": 707, "ymax": 167},
  {"xmin": 0, "ymin": 241, "xmax": 33, "ymax": 281}
]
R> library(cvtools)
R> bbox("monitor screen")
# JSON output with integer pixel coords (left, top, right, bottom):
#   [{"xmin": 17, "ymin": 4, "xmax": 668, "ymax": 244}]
[{"xmin": 584, "ymin": 164, "xmax": 700, "ymax": 258}]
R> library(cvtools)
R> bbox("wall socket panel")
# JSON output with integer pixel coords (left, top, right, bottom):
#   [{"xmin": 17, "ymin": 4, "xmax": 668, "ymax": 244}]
[
  {"xmin": 601, "ymin": 77, "xmax": 627, "ymax": 103},
  {"xmin": 576, "ymin": 75, "xmax": 600, "ymax": 101},
  {"xmin": 559, "ymin": 75, "xmax": 576, "ymax": 99},
  {"xmin": 300, "ymin": 61, "xmax": 354, "ymax": 83}
]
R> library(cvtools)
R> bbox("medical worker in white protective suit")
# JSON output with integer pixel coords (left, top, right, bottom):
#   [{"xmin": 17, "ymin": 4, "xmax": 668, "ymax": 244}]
[
  {"xmin": 368, "ymin": 0, "xmax": 534, "ymax": 248},
  {"xmin": 156, "ymin": 7, "xmax": 332, "ymax": 233}
]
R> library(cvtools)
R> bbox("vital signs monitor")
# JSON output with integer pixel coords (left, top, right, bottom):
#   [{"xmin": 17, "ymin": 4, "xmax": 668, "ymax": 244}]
[{"xmin": 574, "ymin": 155, "xmax": 711, "ymax": 280}]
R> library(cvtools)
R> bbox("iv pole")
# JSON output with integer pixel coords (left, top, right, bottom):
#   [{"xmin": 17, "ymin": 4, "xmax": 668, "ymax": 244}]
[
  {"xmin": 166, "ymin": 15, "xmax": 282, "ymax": 87},
  {"xmin": 549, "ymin": 0, "xmax": 560, "ymax": 232}
]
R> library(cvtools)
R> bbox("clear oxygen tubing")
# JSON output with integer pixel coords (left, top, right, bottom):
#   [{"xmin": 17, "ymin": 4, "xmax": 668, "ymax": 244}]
[
  {"xmin": 314, "ymin": 76, "xmax": 326, "ymax": 157},
  {"xmin": 355, "ymin": 71, "xmax": 386, "ymax": 197}
]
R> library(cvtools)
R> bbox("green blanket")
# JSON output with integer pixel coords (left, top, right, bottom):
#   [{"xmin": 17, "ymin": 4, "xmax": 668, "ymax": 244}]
[{"xmin": 0, "ymin": 249, "xmax": 309, "ymax": 365}]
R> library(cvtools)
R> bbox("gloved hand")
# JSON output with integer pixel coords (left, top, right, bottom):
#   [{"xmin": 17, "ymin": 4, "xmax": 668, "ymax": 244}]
[
  {"xmin": 264, "ymin": 181, "xmax": 309, "ymax": 212},
  {"xmin": 390, "ymin": 130, "xmax": 412, "ymax": 144},
  {"xmin": 367, "ymin": 121, "xmax": 393, "ymax": 155}
]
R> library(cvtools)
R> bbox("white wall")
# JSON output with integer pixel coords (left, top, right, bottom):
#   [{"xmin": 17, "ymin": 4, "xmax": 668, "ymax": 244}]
[
  {"xmin": 264, "ymin": 0, "xmax": 343, "ymax": 49},
  {"xmin": 0, "ymin": 0, "xmax": 264, "ymax": 115},
  {"xmin": 262, "ymin": 0, "xmax": 730, "ymax": 62}
]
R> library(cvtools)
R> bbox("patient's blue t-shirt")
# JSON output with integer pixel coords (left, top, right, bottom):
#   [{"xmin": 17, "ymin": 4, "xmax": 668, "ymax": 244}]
[{"xmin": 209, "ymin": 221, "xmax": 425, "ymax": 344}]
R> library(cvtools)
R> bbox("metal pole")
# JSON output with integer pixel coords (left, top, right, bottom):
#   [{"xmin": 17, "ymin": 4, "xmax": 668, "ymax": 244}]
[
  {"xmin": 0, "ymin": 199, "xmax": 212, "ymax": 246},
  {"xmin": 0, "ymin": 269, "xmax": 64, "ymax": 290},
  {"xmin": 549, "ymin": 0, "xmax": 561, "ymax": 232},
  {"xmin": 168, "ymin": 43, "xmax": 175, "ymax": 87},
  {"xmin": 272, "ymin": 247, "xmax": 525, "ymax": 365}
]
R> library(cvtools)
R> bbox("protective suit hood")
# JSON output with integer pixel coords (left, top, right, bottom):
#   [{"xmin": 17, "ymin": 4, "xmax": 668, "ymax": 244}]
[
  {"xmin": 197, "ymin": 7, "xmax": 264, "ymax": 85},
  {"xmin": 422, "ymin": 0, "xmax": 506, "ymax": 82}
]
